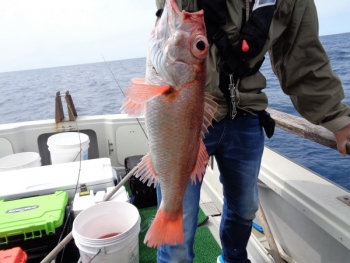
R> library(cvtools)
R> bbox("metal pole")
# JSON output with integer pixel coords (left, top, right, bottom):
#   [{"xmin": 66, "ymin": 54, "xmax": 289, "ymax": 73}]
[
  {"xmin": 40, "ymin": 166, "xmax": 138, "ymax": 263},
  {"xmin": 256, "ymin": 201, "xmax": 284, "ymax": 263},
  {"xmin": 266, "ymin": 108, "xmax": 350, "ymax": 155}
]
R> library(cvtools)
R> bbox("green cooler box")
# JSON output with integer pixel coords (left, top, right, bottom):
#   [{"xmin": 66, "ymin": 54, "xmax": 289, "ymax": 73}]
[{"xmin": 0, "ymin": 191, "xmax": 68, "ymax": 262}]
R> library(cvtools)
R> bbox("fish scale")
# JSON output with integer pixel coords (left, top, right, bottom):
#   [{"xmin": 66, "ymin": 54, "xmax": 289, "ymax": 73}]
[{"xmin": 121, "ymin": 0, "xmax": 215, "ymax": 247}]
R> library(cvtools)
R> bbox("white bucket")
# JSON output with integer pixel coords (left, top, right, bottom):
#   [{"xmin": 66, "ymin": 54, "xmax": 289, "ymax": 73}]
[
  {"xmin": 72, "ymin": 201, "xmax": 140, "ymax": 263},
  {"xmin": 47, "ymin": 132, "xmax": 90, "ymax": 164},
  {"xmin": 0, "ymin": 152, "xmax": 41, "ymax": 172}
]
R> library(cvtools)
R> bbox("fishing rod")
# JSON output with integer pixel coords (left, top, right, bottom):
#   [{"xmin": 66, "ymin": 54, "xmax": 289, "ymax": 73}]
[
  {"xmin": 52, "ymin": 104, "xmax": 84, "ymax": 263},
  {"xmin": 43, "ymin": 102, "xmax": 138, "ymax": 263},
  {"xmin": 41, "ymin": 57, "xmax": 150, "ymax": 263},
  {"xmin": 101, "ymin": 54, "xmax": 148, "ymax": 140},
  {"xmin": 40, "ymin": 166, "xmax": 138, "ymax": 263}
]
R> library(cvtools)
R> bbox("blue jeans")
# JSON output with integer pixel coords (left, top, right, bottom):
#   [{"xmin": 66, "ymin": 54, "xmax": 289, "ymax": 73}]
[{"xmin": 157, "ymin": 112, "xmax": 265, "ymax": 263}]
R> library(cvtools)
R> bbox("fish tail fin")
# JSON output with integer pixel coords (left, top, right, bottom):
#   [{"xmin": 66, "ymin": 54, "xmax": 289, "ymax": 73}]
[
  {"xmin": 191, "ymin": 139, "xmax": 209, "ymax": 183},
  {"xmin": 120, "ymin": 78, "xmax": 170, "ymax": 117},
  {"xmin": 144, "ymin": 207, "xmax": 183, "ymax": 248}
]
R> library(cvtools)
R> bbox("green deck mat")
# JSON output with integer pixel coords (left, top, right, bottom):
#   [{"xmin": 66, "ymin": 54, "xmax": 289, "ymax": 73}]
[
  {"xmin": 138, "ymin": 206, "xmax": 221, "ymax": 263},
  {"xmin": 197, "ymin": 208, "xmax": 209, "ymax": 226},
  {"xmin": 124, "ymin": 182, "xmax": 208, "ymax": 226}
]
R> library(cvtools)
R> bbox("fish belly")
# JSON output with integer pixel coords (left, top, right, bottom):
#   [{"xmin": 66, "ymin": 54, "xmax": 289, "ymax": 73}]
[{"xmin": 144, "ymin": 84, "xmax": 205, "ymax": 247}]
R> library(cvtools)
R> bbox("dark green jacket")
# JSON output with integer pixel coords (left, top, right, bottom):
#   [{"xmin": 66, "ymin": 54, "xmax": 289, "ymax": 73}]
[{"xmin": 156, "ymin": 0, "xmax": 350, "ymax": 132}]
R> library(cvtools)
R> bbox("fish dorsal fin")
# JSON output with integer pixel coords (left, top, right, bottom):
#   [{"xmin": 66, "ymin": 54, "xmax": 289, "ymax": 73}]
[
  {"xmin": 190, "ymin": 139, "xmax": 209, "ymax": 184},
  {"xmin": 120, "ymin": 78, "xmax": 171, "ymax": 117},
  {"xmin": 189, "ymin": 93, "xmax": 218, "ymax": 183},
  {"xmin": 135, "ymin": 153, "xmax": 158, "ymax": 187},
  {"xmin": 202, "ymin": 92, "xmax": 218, "ymax": 138}
]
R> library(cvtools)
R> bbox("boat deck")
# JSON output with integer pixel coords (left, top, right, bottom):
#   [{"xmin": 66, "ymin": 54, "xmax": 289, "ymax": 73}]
[
  {"xmin": 199, "ymin": 188, "xmax": 221, "ymax": 247},
  {"xmin": 199, "ymin": 188, "xmax": 272, "ymax": 263}
]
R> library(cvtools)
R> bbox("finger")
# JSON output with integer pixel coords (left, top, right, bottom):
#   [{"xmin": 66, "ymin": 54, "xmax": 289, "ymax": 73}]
[{"xmin": 337, "ymin": 140, "xmax": 347, "ymax": 156}]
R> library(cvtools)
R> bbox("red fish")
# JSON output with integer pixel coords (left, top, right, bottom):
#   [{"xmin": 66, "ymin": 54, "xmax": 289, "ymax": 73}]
[{"xmin": 121, "ymin": 0, "xmax": 216, "ymax": 247}]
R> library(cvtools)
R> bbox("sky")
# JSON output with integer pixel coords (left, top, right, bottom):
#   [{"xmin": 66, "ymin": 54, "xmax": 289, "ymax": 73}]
[{"xmin": 1, "ymin": 0, "xmax": 350, "ymax": 73}]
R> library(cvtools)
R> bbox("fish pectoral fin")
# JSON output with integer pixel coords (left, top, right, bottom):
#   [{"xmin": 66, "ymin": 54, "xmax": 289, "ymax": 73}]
[
  {"xmin": 126, "ymin": 78, "xmax": 171, "ymax": 103},
  {"xmin": 120, "ymin": 97, "xmax": 145, "ymax": 117},
  {"xmin": 120, "ymin": 78, "xmax": 171, "ymax": 117},
  {"xmin": 135, "ymin": 153, "xmax": 158, "ymax": 187},
  {"xmin": 190, "ymin": 139, "xmax": 209, "ymax": 184},
  {"xmin": 202, "ymin": 92, "xmax": 219, "ymax": 138}
]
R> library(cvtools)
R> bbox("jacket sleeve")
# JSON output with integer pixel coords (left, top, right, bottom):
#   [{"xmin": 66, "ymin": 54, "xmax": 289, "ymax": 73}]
[
  {"xmin": 269, "ymin": 0, "xmax": 350, "ymax": 132},
  {"xmin": 156, "ymin": 0, "xmax": 166, "ymax": 10}
]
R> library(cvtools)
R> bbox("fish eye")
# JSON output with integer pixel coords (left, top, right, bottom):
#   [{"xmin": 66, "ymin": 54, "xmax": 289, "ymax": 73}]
[
  {"xmin": 196, "ymin": 40, "xmax": 206, "ymax": 51},
  {"xmin": 191, "ymin": 35, "xmax": 208, "ymax": 59}
]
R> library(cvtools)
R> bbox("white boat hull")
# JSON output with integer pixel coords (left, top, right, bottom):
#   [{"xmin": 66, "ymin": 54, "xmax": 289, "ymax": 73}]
[{"xmin": 1, "ymin": 114, "xmax": 350, "ymax": 263}]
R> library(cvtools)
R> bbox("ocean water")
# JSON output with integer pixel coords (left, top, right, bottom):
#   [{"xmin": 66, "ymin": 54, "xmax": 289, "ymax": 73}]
[{"xmin": 0, "ymin": 33, "xmax": 349, "ymax": 190}]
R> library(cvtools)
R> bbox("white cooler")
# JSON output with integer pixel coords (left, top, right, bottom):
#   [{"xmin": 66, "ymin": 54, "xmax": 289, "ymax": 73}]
[
  {"xmin": 72, "ymin": 186, "xmax": 130, "ymax": 217},
  {"xmin": 0, "ymin": 158, "xmax": 115, "ymax": 201}
]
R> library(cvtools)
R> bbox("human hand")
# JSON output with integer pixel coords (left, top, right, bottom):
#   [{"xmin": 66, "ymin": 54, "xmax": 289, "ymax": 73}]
[{"xmin": 333, "ymin": 123, "xmax": 350, "ymax": 156}]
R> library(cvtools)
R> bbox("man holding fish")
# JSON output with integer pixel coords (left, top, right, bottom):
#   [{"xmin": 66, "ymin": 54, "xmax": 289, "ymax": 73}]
[{"xmin": 122, "ymin": 0, "xmax": 350, "ymax": 262}]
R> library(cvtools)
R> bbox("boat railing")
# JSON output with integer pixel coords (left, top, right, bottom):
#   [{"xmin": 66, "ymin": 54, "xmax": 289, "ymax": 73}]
[
  {"xmin": 266, "ymin": 108, "xmax": 350, "ymax": 155},
  {"xmin": 13, "ymin": 108, "xmax": 348, "ymax": 263}
]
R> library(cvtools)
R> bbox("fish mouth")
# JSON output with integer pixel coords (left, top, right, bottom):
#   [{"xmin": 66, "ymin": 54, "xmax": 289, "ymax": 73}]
[{"xmin": 173, "ymin": 59, "xmax": 187, "ymax": 65}]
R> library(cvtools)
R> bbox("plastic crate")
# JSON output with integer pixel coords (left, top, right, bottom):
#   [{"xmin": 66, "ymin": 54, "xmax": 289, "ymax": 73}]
[
  {"xmin": 125, "ymin": 155, "xmax": 157, "ymax": 208},
  {"xmin": 0, "ymin": 247, "xmax": 27, "ymax": 263},
  {"xmin": 0, "ymin": 191, "xmax": 68, "ymax": 262}
]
